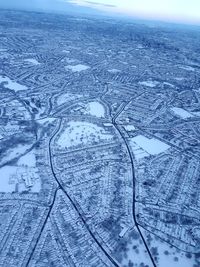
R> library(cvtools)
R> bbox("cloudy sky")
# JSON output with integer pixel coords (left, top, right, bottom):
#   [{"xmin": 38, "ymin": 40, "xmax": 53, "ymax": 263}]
[{"xmin": 0, "ymin": 0, "xmax": 200, "ymax": 25}]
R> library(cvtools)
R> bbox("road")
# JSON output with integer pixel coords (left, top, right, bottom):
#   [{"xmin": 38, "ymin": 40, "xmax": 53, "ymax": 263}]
[{"xmin": 112, "ymin": 103, "xmax": 157, "ymax": 267}]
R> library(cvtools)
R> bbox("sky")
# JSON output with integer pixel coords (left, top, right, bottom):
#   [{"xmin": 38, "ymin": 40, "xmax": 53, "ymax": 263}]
[{"xmin": 0, "ymin": 0, "xmax": 200, "ymax": 25}]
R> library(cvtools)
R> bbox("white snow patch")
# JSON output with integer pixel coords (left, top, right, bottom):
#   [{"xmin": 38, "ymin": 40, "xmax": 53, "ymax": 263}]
[
  {"xmin": 174, "ymin": 77, "xmax": 184, "ymax": 81},
  {"xmin": 139, "ymin": 80, "xmax": 159, "ymax": 87},
  {"xmin": 129, "ymin": 140, "xmax": 149, "ymax": 160},
  {"xmin": 192, "ymin": 111, "xmax": 200, "ymax": 117},
  {"xmin": 163, "ymin": 82, "xmax": 174, "ymax": 88},
  {"xmin": 84, "ymin": 102, "xmax": 105, "ymax": 118},
  {"xmin": 18, "ymin": 150, "xmax": 36, "ymax": 167},
  {"xmin": 57, "ymin": 121, "xmax": 113, "ymax": 149},
  {"xmin": 0, "ymin": 144, "xmax": 31, "ymax": 166},
  {"xmin": 0, "ymin": 75, "xmax": 27, "ymax": 92},
  {"xmin": 57, "ymin": 93, "xmax": 82, "ymax": 106},
  {"xmin": 131, "ymin": 135, "xmax": 170, "ymax": 156},
  {"xmin": 108, "ymin": 69, "xmax": 121, "ymax": 73},
  {"xmin": 62, "ymin": 50, "xmax": 70, "ymax": 53},
  {"xmin": 24, "ymin": 58, "xmax": 40, "ymax": 65},
  {"xmin": 65, "ymin": 64, "xmax": 90, "ymax": 72},
  {"xmin": 140, "ymin": 228, "xmax": 196, "ymax": 267},
  {"xmin": 0, "ymin": 154, "xmax": 41, "ymax": 193},
  {"xmin": 124, "ymin": 125, "xmax": 136, "ymax": 131},
  {"xmin": 171, "ymin": 107, "xmax": 194, "ymax": 119},
  {"xmin": 37, "ymin": 117, "xmax": 56, "ymax": 124},
  {"xmin": 179, "ymin": 65, "xmax": 195, "ymax": 71}
]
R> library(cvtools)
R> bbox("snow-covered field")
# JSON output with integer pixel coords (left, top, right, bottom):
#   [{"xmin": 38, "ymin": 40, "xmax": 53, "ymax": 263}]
[
  {"xmin": 0, "ymin": 144, "xmax": 31, "ymax": 166},
  {"xmin": 57, "ymin": 121, "xmax": 113, "ymax": 148},
  {"xmin": 120, "ymin": 229, "xmax": 153, "ymax": 267},
  {"xmin": 130, "ymin": 135, "xmax": 170, "ymax": 157},
  {"xmin": 0, "ymin": 150, "xmax": 40, "ymax": 193},
  {"xmin": 0, "ymin": 75, "xmax": 27, "ymax": 92},
  {"xmin": 140, "ymin": 228, "xmax": 196, "ymax": 267},
  {"xmin": 83, "ymin": 102, "xmax": 105, "ymax": 118},
  {"xmin": 24, "ymin": 58, "xmax": 40, "ymax": 65},
  {"xmin": 65, "ymin": 64, "xmax": 90, "ymax": 72},
  {"xmin": 139, "ymin": 80, "xmax": 159, "ymax": 87},
  {"xmin": 171, "ymin": 107, "xmax": 194, "ymax": 119}
]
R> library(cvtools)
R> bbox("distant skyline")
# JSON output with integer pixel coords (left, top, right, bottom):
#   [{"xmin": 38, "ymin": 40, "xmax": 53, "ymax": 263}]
[{"xmin": 0, "ymin": 0, "xmax": 200, "ymax": 25}]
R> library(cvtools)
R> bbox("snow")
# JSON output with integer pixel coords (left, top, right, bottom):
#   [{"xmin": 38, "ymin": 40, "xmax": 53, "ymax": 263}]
[
  {"xmin": 57, "ymin": 121, "xmax": 113, "ymax": 149},
  {"xmin": 163, "ymin": 82, "xmax": 174, "ymax": 88},
  {"xmin": 38, "ymin": 117, "xmax": 56, "ymax": 125},
  {"xmin": 174, "ymin": 77, "xmax": 184, "ymax": 81},
  {"xmin": 179, "ymin": 65, "xmax": 195, "ymax": 71},
  {"xmin": 17, "ymin": 150, "xmax": 36, "ymax": 167},
  {"xmin": 120, "ymin": 229, "xmax": 153, "ymax": 267},
  {"xmin": 0, "ymin": 144, "xmax": 31, "ymax": 166},
  {"xmin": 131, "ymin": 135, "xmax": 170, "ymax": 156},
  {"xmin": 108, "ymin": 69, "xmax": 121, "ymax": 73},
  {"xmin": 84, "ymin": 102, "xmax": 105, "ymax": 118},
  {"xmin": 65, "ymin": 64, "xmax": 90, "ymax": 72},
  {"xmin": 0, "ymin": 150, "xmax": 41, "ymax": 193},
  {"xmin": 171, "ymin": 107, "xmax": 194, "ymax": 119},
  {"xmin": 124, "ymin": 125, "xmax": 136, "ymax": 131},
  {"xmin": 0, "ymin": 75, "xmax": 27, "ymax": 92},
  {"xmin": 62, "ymin": 50, "xmax": 70, "ymax": 53},
  {"xmin": 0, "ymin": 165, "xmax": 40, "ymax": 193},
  {"xmin": 130, "ymin": 140, "xmax": 149, "ymax": 160},
  {"xmin": 57, "ymin": 93, "xmax": 82, "ymax": 105},
  {"xmin": 140, "ymin": 228, "xmax": 196, "ymax": 267},
  {"xmin": 24, "ymin": 58, "xmax": 40, "ymax": 65},
  {"xmin": 0, "ymin": 166, "xmax": 17, "ymax": 192},
  {"xmin": 139, "ymin": 80, "xmax": 159, "ymax": 87}
]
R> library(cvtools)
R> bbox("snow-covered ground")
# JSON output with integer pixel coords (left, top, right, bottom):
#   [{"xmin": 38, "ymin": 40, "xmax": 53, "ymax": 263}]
[
  {"xmin": 57, "ymin": 121, "xmax": 113, "ymax": 148},
  {"xmin": 171, "ymin": 107, "xmax": 194, "ymax": 119},
  {"xmin": 0, "ymin": 144, "xmax": 31, "ymax": 166},
  {"xmin": 140, "ymin": 228, "xmax": 196, "ymax": 267},
  {"xmin": 130, "ymin": 135, "xmax": 170, "ymax": 157},
  {"xmin": 24, "ymin": 58, "xmax": 40, "ymax": 65},
  {"xmin": 0, "ymin": 150, "xmax": 41, "ymax": 193},
  {"xmin": 83, "ymin": 102, "xmax": 105, "ymax": 118},
  {"xmin": 108, "ymin": 69, "xmax": 121, "ymax": 73},
  {"xmin": 57, "ymin": 93, "xmax": 82, "ymax": 106},
  {"xmin": 124, "ymin": 125, "xmax": 136, "ymax": 131},
  {"xmin": 18, "ymin": 150, "xmax": 37, "ymax": 167},
  {"xmin": 0, "ymin": 75, "xmax": 27, "ymax": 92},
  {"xmin": 129, "ymin": 140, "xmax": 149, "ymax": 161},
  {"xmin": 120, "ymin": 229, "xmax": 153, "ymax": 267},
  {"xmin": 65, "ymin": 64, "xmax": 90, "ymax": 72},
  {"xmin": 179, "ymin": 65, "xmax": 195, "ymax": 71},
  {"xmin": 139, "ymin": 80, "xmax": 159, "ymax": 87}
]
